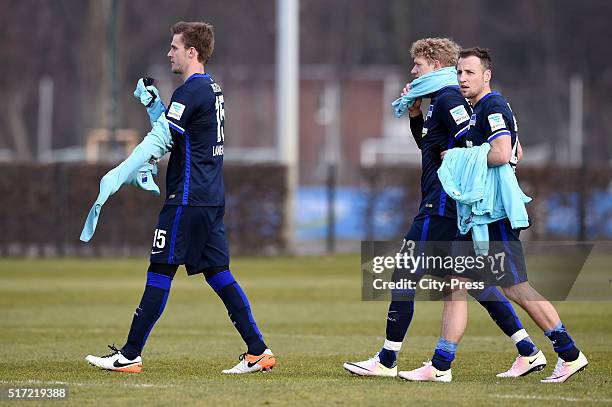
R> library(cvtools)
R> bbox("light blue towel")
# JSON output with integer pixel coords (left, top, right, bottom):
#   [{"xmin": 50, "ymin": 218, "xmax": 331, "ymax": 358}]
[
  {"xmin": 130, "ymin": 79, "xmax": 171, "ymax": 188},
  {"xmin": 133, "ymin": 78, "xmax": 166, "ymax": 126},
  {"xmin": 437, "ymin": 144, "xmax": 532, "ymax": 255},
  {"xmin": 391, "ymin": 67, "xmax": 459, "ymax": 118},
  {"xmin": 80, "ymin": 114, "xmax": 173, "ymax": 242}
]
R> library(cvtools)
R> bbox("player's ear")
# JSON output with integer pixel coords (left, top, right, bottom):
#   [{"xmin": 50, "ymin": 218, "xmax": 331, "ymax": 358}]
[{"xmin": 483, "ymin": 69, "xmax": 491, "ymax": 83}]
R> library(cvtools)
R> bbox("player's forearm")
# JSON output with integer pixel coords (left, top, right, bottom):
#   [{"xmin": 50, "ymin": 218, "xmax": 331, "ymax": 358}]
[
  {"xmin": 487, "ymin": 145, "xmax": 512, "ymax": 166},
  {"xmin": 141, "ymin": 117, "xmax": 172, "ymax": 159},
  {"xmin": 409, "ymin": 112, "xmax": 424, "ymax": 149},
  {"xmin": 110, "ymin": 116, "xmax": 171, "ymax": 183},
  {"xmin": 487, "ymin": 136, "xmax": 512, "ymax": 166}
]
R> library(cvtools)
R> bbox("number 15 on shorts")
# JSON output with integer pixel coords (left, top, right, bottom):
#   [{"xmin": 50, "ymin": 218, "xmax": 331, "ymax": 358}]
[{"xmin": 152, "ymin": 229, "xmax": 166, "ymax": 253}]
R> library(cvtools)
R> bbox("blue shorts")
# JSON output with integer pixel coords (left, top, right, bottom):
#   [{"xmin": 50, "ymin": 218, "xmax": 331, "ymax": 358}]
[
  {"xmin": 393, "ymin": 215, "xmax": 458, "ymax": 282},
  {"xmin": 150, "ymin": 205, "xmax": 230, "ymax": 275},
  {"xmin": 404, "ymin": 214, "xmax": 458, "ymax": 242},
  {"xmin": 452, "ymin": 218, "xmax": 528, "ymax": 287}
]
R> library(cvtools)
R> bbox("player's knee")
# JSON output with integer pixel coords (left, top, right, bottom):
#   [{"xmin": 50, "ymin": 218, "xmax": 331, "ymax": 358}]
[
  {"xmin": 200, "ymin": 265, "xmax": 230, "ymax": 280},
  {"xmin": 148, "ymin": 262, "xmax": 179, "ymax": 278},
  {"xmin": 502, "ymin": 282, "xmax": 531, "ymax": 305}
]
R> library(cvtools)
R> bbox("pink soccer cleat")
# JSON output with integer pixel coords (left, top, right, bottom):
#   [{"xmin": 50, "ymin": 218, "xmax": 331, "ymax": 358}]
[
  {"xmin": 343, "ymin": 353, "xmax": 397, "ymax": 377},
  {"xmin": 398, "ymin": 361, "xmax": 452, "ymax": 382},
  {"xmin": 541, "ymin": 352, "xmax": 588, "ymax": 383},
  {"xmin": 496, "ymin": 350, "xmax": 547, "ymax": 377}
]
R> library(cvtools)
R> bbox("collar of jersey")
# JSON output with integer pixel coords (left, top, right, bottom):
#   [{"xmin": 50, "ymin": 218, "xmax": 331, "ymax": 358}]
[
  {"xmin": 474, "ymin": 91, "xmax": 500, "ymax": 108},
  {"xmin": 185, "ymin": 73, "xmax": 210, "ymax": 83},
  {"xmin": 430, "ymin": 84, "xmax": 460, "ymax": 98}
]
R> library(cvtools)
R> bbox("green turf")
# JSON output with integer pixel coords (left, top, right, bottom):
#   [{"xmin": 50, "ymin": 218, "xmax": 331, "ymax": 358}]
[{"xmin": 0, "ymin": 256, "xmax": 611, "ymax": 406}]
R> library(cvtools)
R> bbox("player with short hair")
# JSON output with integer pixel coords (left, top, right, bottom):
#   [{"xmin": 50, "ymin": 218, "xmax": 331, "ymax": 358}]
[
  {"xmin": 399, "ymin": 47, "xmax": 588, "ymax": 383},
  {"xmin": 343, "ymin": 38, "xmax": 543, "ymax": 379},
  {"xmin": 85, "ymin": 21, "xmax": 275, "ymax": 374}
]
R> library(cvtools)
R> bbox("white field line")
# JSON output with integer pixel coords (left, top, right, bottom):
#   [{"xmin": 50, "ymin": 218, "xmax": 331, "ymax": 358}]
[{"xmin": 491, "ymin": 394, "xmax": 612, "ymax": 403}]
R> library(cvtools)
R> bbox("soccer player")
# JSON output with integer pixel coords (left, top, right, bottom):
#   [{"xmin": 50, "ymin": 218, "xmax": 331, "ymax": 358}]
[
  {"xmin": 85, "ymin": 22, "xmax": 275, "ymax": 374},
  {"xmin": 343, "ymin": 38, "xmax": 543, "ymax": 379},
  {"xmin": 400, "ymin": 47, "xmax": 588, "ymax": 383}
]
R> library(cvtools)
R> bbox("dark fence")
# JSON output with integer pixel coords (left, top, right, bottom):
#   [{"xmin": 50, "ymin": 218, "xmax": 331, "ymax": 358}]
[
  {"xmin": 361, "ymin": 165, "xmax": 612, "ymax": 241},
  {"xmin": 1, "ymin": 163, "xmax": 609, "ymax": 258},
  {"xmin": 0, "ymin": 163, "xmax": 287, "ymax": 257}
]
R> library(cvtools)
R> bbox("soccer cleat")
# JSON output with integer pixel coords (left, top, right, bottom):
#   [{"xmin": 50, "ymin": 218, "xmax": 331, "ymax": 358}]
[
  {"xmin": 343, "ymin": 353, "xmax": 397, "ymax": 377},
  {"xmin": 496, "ymin": 350, "xmax": 547, "ymax": 377},
  {"xmin": 398, "ymin": 361, "xmax": 452, "ymax": 382},
  {"xmin": 222, "ymin": 349, "xmax": 276, "ymax": 374},
  {"xmin": 541, "ymin": 352, "xmax": 588, "ymax": 383},
  {"xmin": 85, "ymin": 344, "xmax": 142, "ymax": 373}
]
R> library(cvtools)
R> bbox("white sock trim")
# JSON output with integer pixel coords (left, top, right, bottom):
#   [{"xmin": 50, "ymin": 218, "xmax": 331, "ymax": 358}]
[
  {"xmin": 383, "ymin": 339, "xmax": 402, "ymax": 352},
  {"xmin": 511, "ymin": 329, "xmax": 529, "ymax": 344}
]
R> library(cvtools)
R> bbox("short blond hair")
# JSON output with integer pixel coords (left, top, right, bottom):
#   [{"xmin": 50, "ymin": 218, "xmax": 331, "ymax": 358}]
[{"xmin": 410, "ymin": 38, "xmax": 460, "ymax": 67}]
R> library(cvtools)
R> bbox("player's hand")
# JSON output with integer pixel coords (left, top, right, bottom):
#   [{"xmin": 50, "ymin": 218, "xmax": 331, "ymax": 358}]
[
  {"xmin": 401, "ymin": 83, "xmax": 422, "ymax": 117},
  {"xmin": 134, "ymin": 77, "xmax": 160, "ymax": 108}
]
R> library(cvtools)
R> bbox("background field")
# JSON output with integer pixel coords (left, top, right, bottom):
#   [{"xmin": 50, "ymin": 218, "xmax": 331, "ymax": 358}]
[{"xmin": 1, "ymin": 256, "xmax": 611, "ymax": 406}]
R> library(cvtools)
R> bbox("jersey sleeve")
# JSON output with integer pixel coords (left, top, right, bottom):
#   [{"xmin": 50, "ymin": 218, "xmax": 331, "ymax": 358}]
[
  {"xmin": 483, "ymin": 104, "xmax": 514, "ymax": 143},
  {"xmin": 165, "ymin": 89, "xmax": 197, "ymax": 135},
  {"xmin": 439, "ymin": 98, "xmax": 471, "ymax": 141}
]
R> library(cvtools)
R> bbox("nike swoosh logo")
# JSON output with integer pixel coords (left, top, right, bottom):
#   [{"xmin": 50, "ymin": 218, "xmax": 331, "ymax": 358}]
[
  {"xmin": 151, "ymin": 250, "xmax": 164, "ymax": 254},
  {"xmin": 345, "ymin": 363, "xmax": 372, "ymax": 373},
  {"xmin": 247, "ymin": 356, "xmax": 265, "ymax": 368},
  {"xmin": 528, "ymin": 358, "xmax": 539, "ymax": 365},
  {"xmin": 435, "ymin": 374, "xmax": 447, "ymax": 378},
  {"xmin": 113, "ymin": 360, "xmax": 137, "ymax": 368}
]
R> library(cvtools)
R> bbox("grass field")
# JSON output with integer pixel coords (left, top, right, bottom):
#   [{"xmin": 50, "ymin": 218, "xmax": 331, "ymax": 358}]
[{"xmin": 1, "ymin": 255, "xmax": 611, "ymax": 406}]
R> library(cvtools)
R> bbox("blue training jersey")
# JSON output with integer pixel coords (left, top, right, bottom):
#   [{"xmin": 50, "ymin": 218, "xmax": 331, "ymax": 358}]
[
  {"xmin": 164, "ymin": 73, "xmax": 225, "ymax": 206},
  {"xmin": 417, "ymin": 85, "xmax": 472, "ymax": 218},
  {"xmin": 458, "ymin": 91, "xmax": 518, "ymax": 150}
]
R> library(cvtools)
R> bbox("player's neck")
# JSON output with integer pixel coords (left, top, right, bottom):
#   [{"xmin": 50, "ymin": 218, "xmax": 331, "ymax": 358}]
[
  {"xmin": 470, "ymin": 86, "xmax": 492, "ymax": 106},
  {"xmin": 182, "ymin": 64, "xmax": 206, "ymax": 82}
]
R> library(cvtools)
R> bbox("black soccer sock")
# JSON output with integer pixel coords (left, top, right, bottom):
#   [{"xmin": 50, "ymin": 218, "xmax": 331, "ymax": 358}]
[
  {"xmin": 470, "ymin": 286, "xmax": 538, "ymax": 356},
  {"xmin": 545, "ymin": 322, "xmax": 580, "ymax": 362},
  {"xmin": 471, "ymin": 286, "xmax": 524, "ymax": 337},
  {"xmin": 205, "ymin": 270, "xmax": 267, "ymax": 356},
  {"xmin": 379, "ymin": 295, "xmax": 415, "ymax": 368},
  {"xmin": 121, "ymin": 272, "xmax": 173, "ymax": 360}
]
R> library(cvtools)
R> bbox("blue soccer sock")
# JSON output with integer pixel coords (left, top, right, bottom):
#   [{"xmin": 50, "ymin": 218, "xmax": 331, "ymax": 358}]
[
  {"xmin": 545, "ymin": 322, "xmax": 580, "ymax": 362},
  {"xmin": 121, "ymin": 272, "xmax": 173, "ymax": 360},
  {"xmin": 470, "ymin": 287, "xmax": 539, "ymax": 356},
  {"xmin": 431, "ymin": 337, "xmax": 457, "ymax": 371},
  {"xmin": 379, "ymin": 296, "xmax": 415, "ymax": 368},
  {"xmin": 206, "ymin": 270, "xmax": 267, "ymax": 356}
]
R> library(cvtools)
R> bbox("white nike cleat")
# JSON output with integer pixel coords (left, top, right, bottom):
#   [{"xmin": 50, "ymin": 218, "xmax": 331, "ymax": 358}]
[
  {"xmin": 541, "ymin": 352, "xmax": 588, "ymax": 383},
  {"xmin": 398, "ymin": 361, "xmax": 452, "ymax": 382},
  {"xmin": 85, "ymin": 344, "xmax": 142, "ymax": 373},
  {"xmin": 343, "ymin": 353, "xmax": 397, "ymax": 377},
  {"xmin": 496, "ymin": 350, "xmax": 547, "ymax": 377},
  {"xmin": 222, "ymin": 349, "xmax": 276, "ymax": 374}
]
